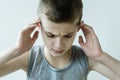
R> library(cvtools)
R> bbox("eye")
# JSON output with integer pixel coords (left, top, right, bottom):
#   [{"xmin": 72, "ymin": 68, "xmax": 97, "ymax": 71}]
[
  {"xmin": 64, "ymin": 35, "xmax": 73, "ymax": 38},
  {"xmin": 46, "ymin": 34, "xmax": 56, "ymax": 38}
]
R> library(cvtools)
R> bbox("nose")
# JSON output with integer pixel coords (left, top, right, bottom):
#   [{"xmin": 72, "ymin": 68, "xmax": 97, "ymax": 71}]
[{"xmin": 55, "ymin": 37, "xmax": 63, "ymax": 49}]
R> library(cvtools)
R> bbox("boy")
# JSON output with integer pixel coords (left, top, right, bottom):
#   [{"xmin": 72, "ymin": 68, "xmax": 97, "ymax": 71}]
[{"xmin": 0, "ymin": 0, "xmax": 120, "ymax": 80}]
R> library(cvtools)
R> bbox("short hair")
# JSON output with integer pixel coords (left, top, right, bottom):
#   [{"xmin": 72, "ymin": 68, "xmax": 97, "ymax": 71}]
[{"xmin": 37, "ymin": 0, "xmax": 83, "ymax": 23}]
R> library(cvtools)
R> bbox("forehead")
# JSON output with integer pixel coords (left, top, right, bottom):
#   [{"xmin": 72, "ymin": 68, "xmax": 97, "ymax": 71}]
[
  {"xmin": 40, "ymin": 14, "xmax": 79, "ymax": 35},
  {"xmin": 40, "ymin": 14, "xmax": 80, "ymax": 25}
]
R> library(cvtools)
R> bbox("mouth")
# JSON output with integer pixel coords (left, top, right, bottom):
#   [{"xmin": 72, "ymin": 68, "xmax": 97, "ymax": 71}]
[{"xmin": 52, "ymin": 49, "xmax": 64, "ymax": 53}]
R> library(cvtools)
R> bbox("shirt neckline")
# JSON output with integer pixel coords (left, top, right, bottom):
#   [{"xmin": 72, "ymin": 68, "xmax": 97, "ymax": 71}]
[{"xmin": 41, "ymin": 45, "xmax": 74, "ymax": 71}]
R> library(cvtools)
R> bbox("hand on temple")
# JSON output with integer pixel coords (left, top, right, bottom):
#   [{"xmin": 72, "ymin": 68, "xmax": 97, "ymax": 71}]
[{"xmin": 15, "ymin": 18, "xmax": 40, "ymax": 54}]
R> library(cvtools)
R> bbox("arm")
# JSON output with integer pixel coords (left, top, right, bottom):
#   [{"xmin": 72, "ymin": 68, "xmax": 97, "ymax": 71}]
[
  {"xmin": 0, "ymin": 18, "xmax": 40, "ymax": 77},
  {"xmin": 89, "ymin": 57, "xmax": 120, "ymax": 80},
  {"xmin": 78, "ymin": 22, "xmax": 120, "ymax": 79},
  {"xmin": 96, "ymin": 51, "xmax": 120, "ymax": 77},
  {"xmin": 0, "ymin": 51, "xmax": 29, "ymax": 77}
]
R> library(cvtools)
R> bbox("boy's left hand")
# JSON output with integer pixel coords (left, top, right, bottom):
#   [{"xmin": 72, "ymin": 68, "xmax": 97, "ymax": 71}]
[{"xmin": 78, "ymin": 22, "xmax": 103, "ymax": 60}]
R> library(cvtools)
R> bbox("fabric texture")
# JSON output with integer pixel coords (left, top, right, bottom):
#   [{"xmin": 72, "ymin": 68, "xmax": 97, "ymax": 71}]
[{"xmin": 27, "ymin": 45, "xmax": 89, "ymax": 80}]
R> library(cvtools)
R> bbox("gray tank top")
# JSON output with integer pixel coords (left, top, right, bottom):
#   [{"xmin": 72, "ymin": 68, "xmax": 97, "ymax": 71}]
[{"xmin": 27, "ymin": 45, "xmax": 89, "ymax": 80}]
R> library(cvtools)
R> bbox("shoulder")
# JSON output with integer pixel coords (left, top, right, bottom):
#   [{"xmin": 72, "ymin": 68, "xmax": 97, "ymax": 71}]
[
  {"xmin": 72, "ymin": 45, "xmax": 83, "ymax": 52},
  {"xmin": 72, "ymin": 45, "xmax": 89, "ymax": 66},
  {"xmin": 30, "ymin": 45, "xmax": 42, "ymax": 53},
  {"xmin": 72, "ymin": 45, "xmax": 87, "ymax": 58},
  {"xmin": 27, "ymin": 45, "xmax": 43, "ymax": 68},
  {"xmin": 71, "ymin": 45, "xmax": 99, "ymax": 72},
  {"xmin": 72, "ymin": 45, "xmax": 89, "ymax": 74},
  {"xmin": 27, "ymin": 45, "xmax": 43, "ymax": 77},
  {"xmin": 29, "ymin": 45, "xmax": 43, "ymax": 59}
]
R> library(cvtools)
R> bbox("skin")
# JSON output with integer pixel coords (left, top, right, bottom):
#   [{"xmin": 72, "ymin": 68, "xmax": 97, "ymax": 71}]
[
  {"xmin": 0, "ymin": 15, "xmax": 120, "ymax": 79},
  {"xmin": 40, "ymin": 14, "xmax": 79, "ymax": 68}
]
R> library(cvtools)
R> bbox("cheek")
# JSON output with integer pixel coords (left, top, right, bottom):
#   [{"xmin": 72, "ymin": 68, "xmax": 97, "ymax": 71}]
[
  {"xmin": 64, "ymin": 36, "xmax": 75, "ymax": 47},
  {"xmin": 62, "ymin": 33, "xmax": 76, "ymax": 46},
  {"xmin": 41, "ymin": 32, "xmax": 52, "ymax": 46},
  {"xmin": 67, "ymin": 38, "xmax": 74, "ymax": 45},
  {"xmin": 66, "ymin": 34, "xmax": 76, "ymax": 45},
  {"xmin": 42, "ymin": 35, "xmax": 54, "ymax": 48}
]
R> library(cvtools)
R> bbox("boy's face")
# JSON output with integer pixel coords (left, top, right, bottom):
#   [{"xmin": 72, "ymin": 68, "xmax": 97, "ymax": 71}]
[{"xmin": 40, "ymin": 14, "xmax": 80, "ymax": 57}]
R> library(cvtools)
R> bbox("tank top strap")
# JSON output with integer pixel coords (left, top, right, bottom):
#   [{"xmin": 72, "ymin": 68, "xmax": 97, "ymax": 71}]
[{"xmin": 27, "ymin": 45, "xmax": 43, "ymax": 78}]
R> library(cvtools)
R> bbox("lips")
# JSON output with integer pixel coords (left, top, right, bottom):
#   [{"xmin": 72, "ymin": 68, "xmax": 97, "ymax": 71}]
[{"xmin": 52, "ymin": 49, "xmax": 64, "ymax": 53}]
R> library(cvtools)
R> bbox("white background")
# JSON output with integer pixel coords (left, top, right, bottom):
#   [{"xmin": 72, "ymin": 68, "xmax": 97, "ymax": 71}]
[{"xmin": 0, "ymin": 0, "xmax": 120, "ymax": 80}]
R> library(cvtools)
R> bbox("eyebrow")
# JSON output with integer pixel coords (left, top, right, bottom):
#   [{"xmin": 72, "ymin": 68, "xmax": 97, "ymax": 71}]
[
  {"xmin": 45, "ymin": 31, "xmax": 74, "ymax": 36},
  {"xmin": 40, "ymin": 21, "xmax": 76, "ymax": 36}
]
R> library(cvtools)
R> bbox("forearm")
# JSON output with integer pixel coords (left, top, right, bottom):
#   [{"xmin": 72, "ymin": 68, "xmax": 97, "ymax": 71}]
[
  {"xmin": 0, "ymin": 45, "xmax": 21, "ymax": 68},
  {"xmin": 96, "ymin": 52, "xmax": 120, "ymax": 77}
]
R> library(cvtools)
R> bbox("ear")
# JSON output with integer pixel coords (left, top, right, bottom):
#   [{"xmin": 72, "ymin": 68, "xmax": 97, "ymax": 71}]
[
  {"xmin": 37, "ymin": 22, "xmax": 41, "ymax": 27},
  {"xmin": 77, "ymin": 21, "xmax": 84, "ymax": 32},
  {"xmin": 36, "ymin": 21, "xmax": 41, "ymax": 31},
  {"xmin": 77, "ymin": 25, "xmax": 81, "ymax": 32},
  {"xmin": 77, "ymin": 23, "xmax": 81, "ymax": 32},
  {"xmin": 37, "ymin": 17, "xmax": 41, "ymax": 28}
]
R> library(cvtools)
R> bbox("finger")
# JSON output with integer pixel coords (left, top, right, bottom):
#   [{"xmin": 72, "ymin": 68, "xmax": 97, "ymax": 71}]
[
  {"xmin": 33, "ymin": 17, "xmax": 40, "ymax": 25},
  {"xmin": 78, "ymin": 23, "xmax": 91, "ymax": 43},
  {"xmin": 80, "ymin": 23, "xmax": 99, "ymax": 44},
  {"xmin": 80, "ymin": 26, "xmax": 90, "ymax": 40},
  {"xmin": 25, "ymin": 24, "xmax": 37, "ymax": 31},
  {"xmin": 32, "ymin": 31, "xmax": 39, "ymax": 41},
  {"xmin": 80, "ymin": 23, "xmax": 95, "ymax": 40},
  {"xmin": 29, "ymin": 18, "xmax": 40, "ymax": 27},
  {"xmin": 78, "ymin": 35, "xmax": 84, "ymax": 47},
  {"xmin": 80, "ymin": 22, "xmax": 96, "ymax": 35},
  {"xmin": 21, "ymin": 24, "xmax": 38, "ymax": 36}
]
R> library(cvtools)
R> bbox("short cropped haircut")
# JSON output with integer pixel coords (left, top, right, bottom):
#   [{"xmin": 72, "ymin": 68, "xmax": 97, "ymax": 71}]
[{"xmin": 37, "ymin": 0, "xmax": 83, "ymax": 23}]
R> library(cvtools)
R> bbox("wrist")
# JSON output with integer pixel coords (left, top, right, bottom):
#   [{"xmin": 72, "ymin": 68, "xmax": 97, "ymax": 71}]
[
  {"xmin": 94, "ymin": 51, "xmax": 105, "ymax": 62},
  {"xmin": 95, "ymin": 51, "xmax": 110, "ymax": 65},
  {"xmin": 13, "ymin": 45, "xmax": 24, "ymax": 56}
]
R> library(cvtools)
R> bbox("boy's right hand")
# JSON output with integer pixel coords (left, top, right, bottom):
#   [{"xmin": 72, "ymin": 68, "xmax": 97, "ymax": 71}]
[{"xmin": 15, "ymin": 18, "xmax": 40, "ymax": 54}]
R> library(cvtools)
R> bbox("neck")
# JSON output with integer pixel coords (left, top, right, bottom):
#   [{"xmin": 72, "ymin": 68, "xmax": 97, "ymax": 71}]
[{"xmin": 44, "ymin": 46, "xmax": 72, "ymax": 69}]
